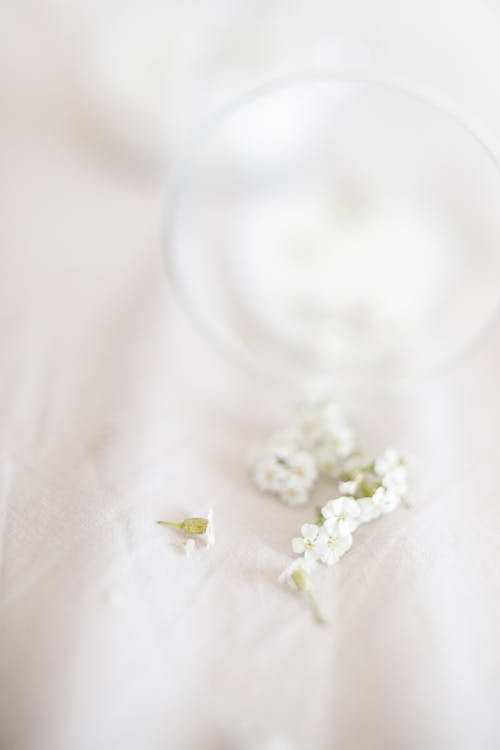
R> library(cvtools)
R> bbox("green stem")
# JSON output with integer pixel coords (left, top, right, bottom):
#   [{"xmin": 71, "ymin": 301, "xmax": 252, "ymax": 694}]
[
  {"xmin": 157, "ymin": 520, "xmax": 183, "ymax": 529},
  {"xmin": 307, "ymin": 591, "xmax": 326, "ymax": 625},
  {"xmin": 315, "ymin": 506, "xmax": 326, "ymax": 526}
]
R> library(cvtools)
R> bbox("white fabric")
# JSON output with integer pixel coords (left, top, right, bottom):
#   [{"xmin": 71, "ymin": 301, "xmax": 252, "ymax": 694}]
[{"xmin": 1, "ymin": 2, "xmax": 500, "ymax": 749}]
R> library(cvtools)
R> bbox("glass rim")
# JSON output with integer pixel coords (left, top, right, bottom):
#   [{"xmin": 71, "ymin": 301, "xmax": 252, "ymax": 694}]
[{"xmin": 163, "ymin": 70, "xmax": 500, "ymax": 385}]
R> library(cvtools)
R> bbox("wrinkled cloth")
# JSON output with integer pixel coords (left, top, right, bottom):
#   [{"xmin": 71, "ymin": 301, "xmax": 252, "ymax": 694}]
[{"xmin": 1, "ymin": 3, "xmax": 500, "ymax": 750}]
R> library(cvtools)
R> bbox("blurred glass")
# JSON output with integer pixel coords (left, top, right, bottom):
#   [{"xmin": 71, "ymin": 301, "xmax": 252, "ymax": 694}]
[{"xmin": 165, "ymin": 74, "xmax": 500, "ymax": 383}]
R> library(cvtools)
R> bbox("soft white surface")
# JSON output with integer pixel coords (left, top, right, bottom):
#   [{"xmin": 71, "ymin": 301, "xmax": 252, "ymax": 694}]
[{"xmin": 1, "ymin": 2, "xmax": 500, "ymax": 749}]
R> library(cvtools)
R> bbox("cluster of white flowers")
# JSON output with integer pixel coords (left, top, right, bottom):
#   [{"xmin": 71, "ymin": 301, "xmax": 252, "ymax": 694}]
[
  {"xmin": 252, "ymin": 384, "xmax": 356, "ymax": 506},
  {"xmin": 297, "ymin": 383, "xmax": 356, "ymax": 478},
  {"xmin": 251, "ymin": 383, "xmax": 411, "ymax": 622},
  {"xmin": 253, "ymin": 428, "xmax": 318, "ymax": 507},
  {"xmin": 338, "ymin": 447, "xmax": 409, "ymax": 521},
  {"xmin": 280, "ymin": 448, "xmax": 409, "ymax": 620}
]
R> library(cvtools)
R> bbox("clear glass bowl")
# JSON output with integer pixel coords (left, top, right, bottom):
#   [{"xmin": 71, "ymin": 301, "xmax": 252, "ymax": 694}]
[{"xmin": 165, "ymin": 74, "xmax": 500, "ymax": 384}]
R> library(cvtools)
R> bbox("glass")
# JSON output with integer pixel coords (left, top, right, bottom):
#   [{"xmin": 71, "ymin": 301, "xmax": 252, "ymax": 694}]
[{"xmin": 165, "ymin": 74, "xmax": 500, "ymax": 384}]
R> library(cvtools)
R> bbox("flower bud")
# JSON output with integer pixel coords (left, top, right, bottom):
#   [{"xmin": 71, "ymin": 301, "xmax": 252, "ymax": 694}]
[
  {"xmin": 181, "ymin": 517, "xmax": 209, "ymax": 535},
  {"xmin": 291, "ymin": 566, "xmax": 313, "ymax": 593}
]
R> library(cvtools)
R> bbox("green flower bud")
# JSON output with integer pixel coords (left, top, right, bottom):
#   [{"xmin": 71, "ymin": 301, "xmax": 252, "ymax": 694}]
[
  {"xmin": 291, "ymin": 566, "xmax": 313, "ymax": 593},
  {"xmin": 157, "ymin": 510, "xmax": 214, "ymax": 547},
  {"xmin": 180, "ymin": 517, "xmax": 208, "ymax": 535},
  {"xmin": 280, "ymin": 562, "xmax": 325, "ymax": 624}
]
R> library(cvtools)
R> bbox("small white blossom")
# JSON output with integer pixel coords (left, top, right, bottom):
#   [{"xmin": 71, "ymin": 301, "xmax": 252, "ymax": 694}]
[
  {"xmin": 357, "ymin": 496, "xmax": 381, "ymax": 523},
  {"xmin": 374, "ymin": 448, "xmax": 402, "ymax": 476},
  {"xmin": 318, "ymin": 521, "xmax": 353, "ymax": 565},
  {"xmin": 253, "ymin": 438, "xmax": 317, "ymax": 507},
  {"xmin": 321, "ymin": 496, "xmax": 361, "ymax": 535},
  {"xmin": 382, "ymin": 465, "xmax": 408, "ymax": 497},
  {"xmin": 375, "ymin": 449, "xmax": 408, "ymax": 501},
  {"xmin": 297, "ymin": 385, "xmax": 356, "ymax": 478},
  {"xmin": 356, "ymin": 486, "xmax": 401, "ymax": 523},
  {"xmin": 286, "ymin": 450, "xmax": 317, "ymax": 485},
  {"xmin": 253, "ymin": 450, "xmax": 289, "ymax": 493},
  {"xmin": 281, "ymin": 475, "xmax": 309, "ymax": 507},
  {"xmin": 372, "ymin": 487, "xmax": 400, "ymax": 515},
  {"xmin": 291, "ymin": 523, "xmax": 326, "ymax": 562},
  {"xmin": 311, "ymin": 427, "xmax": 356, "ymax": 477}
]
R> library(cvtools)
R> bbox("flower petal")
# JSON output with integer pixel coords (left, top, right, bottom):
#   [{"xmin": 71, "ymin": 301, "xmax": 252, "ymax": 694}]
[
  {"xmin": 301, "ymin": 523, "xmax": 319, "ymax": 541},
  {"xmin": 321, "ymin": 500, "xmax": 336, "ymax": 519},
  {"xmin": 292, "ymin": 537, "xmax": 306, "ymax": 554}
]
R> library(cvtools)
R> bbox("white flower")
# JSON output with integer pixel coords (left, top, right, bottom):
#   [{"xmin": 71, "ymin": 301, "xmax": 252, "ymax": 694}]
[
  {"xmin": 252, "ymin": 433, "xmax": 317, "ymax": 506},
  {"xmin": 312, "ymin": 428, "xmax": 356, "ymax": 476},
  {"xmin": 325, "ymin": 420, "xmax": 356, "ymax": 460},
  {"xmin": 291, "ymin": 523, "xmax": 326, "ymax": 562},
  {"xmin": 382, "ymin": 465, "xmax": 408, "ymax": 498},
  {"xmin": 372, "ymin": 487, "xmax": 400, "ymax": 515},
  {"xmin": 357, "ymin": 486, "xmax": 400, "ymax": 522},
  {"xmin": 296, "ymin": 382, "xmax": 356, "ymax": 478},
  {"xmin": 375, "ymin": 448, "xmax": 403, "ymax": 477},
  {"xmin": 357, "ymin": 496, "xmax": 381, "ymax": 523},
  {"xmin": 253, "ymin": 450, "xmax": 288, "ymax": 493},
  {"xmin": 374, "ymin": 449, "xmax": 408, "ymax": 500},
  {"xmin": 303, "ymin": 419, "xmax": 356, "ymax": 477},
  {"xmin": 281, "ymin": 476, "xmax": 309, "ymax": 507},
  {"xmin": 286, "ymin": 450, "xmax": 317, "ymax": 485},
  {"xmin": 318, "ymin": 521, "xmax": 353, "ymax": 565},
  {"xmin": 321, "ymin": 496, "xmax": 361, "ymax": 535}
]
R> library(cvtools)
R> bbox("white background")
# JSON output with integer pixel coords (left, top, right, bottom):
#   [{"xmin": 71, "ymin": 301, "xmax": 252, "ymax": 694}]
[{"xmin": 1, "ymin": 2, "xmax": 500, "ymax": 749}]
